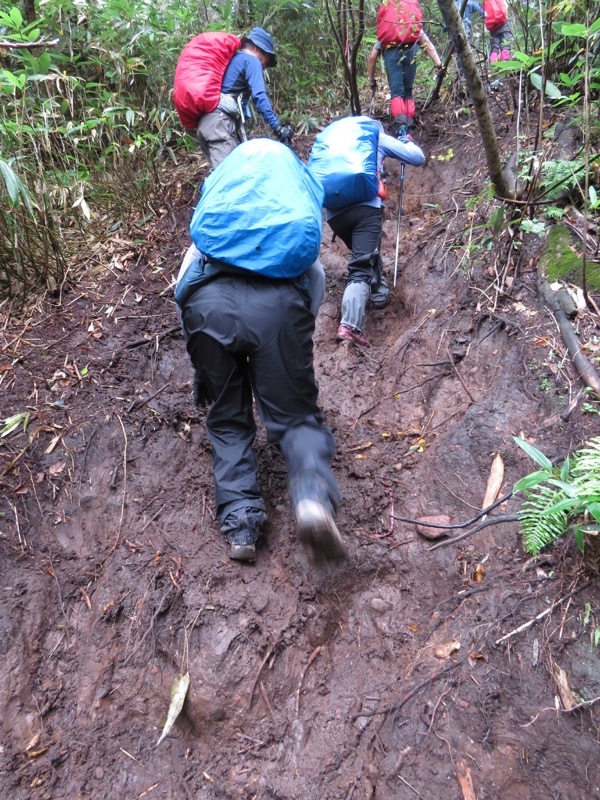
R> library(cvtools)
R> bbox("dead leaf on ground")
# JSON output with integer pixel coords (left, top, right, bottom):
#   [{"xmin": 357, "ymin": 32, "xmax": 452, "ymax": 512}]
[
  {"xmin": 25, "ymin": 732, "xmax": 41, "ymax": 751},
  {"xmin": 468, "ymin": 651, "xmax": 487, "ymax": 667},
  {"xmin": 482, "ymin": 452, "xmax": 504, "ymax": 511},
  {"xmin": 48, "ymin": 462, "xmax": 66, "ymax": 476},
  {"xmin": 156, "ymin": 672, "xmax": 190, "ymax": 746},
  {"xmin": 472, "ymin": 563, "xmax": 485, "ymax": 583},
  {"xmin": 434, "ymin": 639, "xmax": 461, "ymax": 659}
]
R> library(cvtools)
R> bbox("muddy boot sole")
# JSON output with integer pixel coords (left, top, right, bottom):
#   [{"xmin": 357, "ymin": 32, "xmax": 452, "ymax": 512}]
[
  {"xmin": 228, "ymin": 543, "xmax": 257, "ymax": 562},
  {"xmin": 295, "ymin": 500, "xmax": 347, "ymax": 563}
]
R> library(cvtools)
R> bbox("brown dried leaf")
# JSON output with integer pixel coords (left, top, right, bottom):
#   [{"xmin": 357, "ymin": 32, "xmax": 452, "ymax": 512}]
[
  {"xmin": 49, "ymin": 462, "xmax": 66, "ymax": 476},
  {"xmin": 467, "ymin": 651, "xmax": 487, "ymax": 667},
  {"xmin": 482, "ymin": 453, "xmax": 504, "ymax": 510},
  {"xmin": 25, "ymin": 732, "xmax": 41, "ymax": 752},
  {"xmin": 472, "ymin": 563, "xmax": 485, "ymax": 583},
  {"xmin": 434, "ymin": 639, "xmax": 461, "ymax": 659}
]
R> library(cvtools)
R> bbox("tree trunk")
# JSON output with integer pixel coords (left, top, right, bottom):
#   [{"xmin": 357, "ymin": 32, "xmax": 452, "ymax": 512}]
[
  {"xmin": 436, "ymin": 0, "xmax": 514, "ymax": 200},
  {"xmin": 324, "ymin": 0, "xmax": 365, "ymax": 116},
  {"xmin": 23, "ymin": 0, "xmax": 36, "ymax": 24}
]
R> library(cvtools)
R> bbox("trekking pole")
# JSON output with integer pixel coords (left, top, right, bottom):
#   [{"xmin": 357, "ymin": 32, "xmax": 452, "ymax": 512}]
[
  {"xmin": 368, "ymin": 88, "xmax": 376, "ymax": 117},
  {"xmin": 236, "ymin": 95, "xmax": 248, "ymax": 142},
  {"xmin": 393, "ymin": 162, "xmax": 406, "ymax": 288}
]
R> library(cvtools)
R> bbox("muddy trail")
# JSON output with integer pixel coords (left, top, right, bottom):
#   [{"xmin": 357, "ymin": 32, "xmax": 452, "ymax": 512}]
[{"xmin": 2, "ymin": 96, "xmax": 600, "ymax": 800}]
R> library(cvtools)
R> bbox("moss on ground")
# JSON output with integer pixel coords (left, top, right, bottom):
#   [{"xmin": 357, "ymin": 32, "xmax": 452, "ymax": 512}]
[{"xmin": 540, "ymin": 224, "xmax": 600, "ymax": 290}]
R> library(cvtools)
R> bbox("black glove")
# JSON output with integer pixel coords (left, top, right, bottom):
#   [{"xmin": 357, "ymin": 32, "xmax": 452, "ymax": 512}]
[
  {"xmin": 192, "ymin": 369, "xmax": 211, "ymax": 407},
  {"xmin": 276, "ymin": 124, "xmax": 294, "ymax": 144}
]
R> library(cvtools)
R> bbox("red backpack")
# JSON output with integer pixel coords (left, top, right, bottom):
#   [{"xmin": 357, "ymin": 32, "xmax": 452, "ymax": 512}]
[
  {"xmin": 172, "ymin": 31, "xmax": 241, "ymax": 130},
  {"xmin": 376, "ymin": 0, "xmax": 423, "ymax": 48},
  {"xmin": 484, "ymin": 0, "xmax": 508, "ymax": 32}
]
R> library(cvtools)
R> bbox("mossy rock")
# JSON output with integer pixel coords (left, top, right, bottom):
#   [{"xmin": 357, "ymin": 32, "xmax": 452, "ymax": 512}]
[{"xmin": 540, "ymin": 224, "xmax": 600, "ymax": 290}]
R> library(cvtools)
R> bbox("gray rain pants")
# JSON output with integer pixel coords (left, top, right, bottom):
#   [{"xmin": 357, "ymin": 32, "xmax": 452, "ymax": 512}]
[
  {"xmin": 196, "ymin": 109, "xmax": 240, "ymax": 170},
  {"xmin": 181, "ymin": 274, "xmax": 339, "ymax": 522},
  {"xmin": 328, "ymin": 204, "xmax": 387, "ymax": 332}
]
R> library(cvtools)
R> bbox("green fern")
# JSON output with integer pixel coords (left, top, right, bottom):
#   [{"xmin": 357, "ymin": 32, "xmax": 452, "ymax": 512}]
[
  {"xmin": 519, "ymin": 484, "xmax": 570, "ymax": 555},
  {"xmin": 514, "ymin": 436, "xmax": 600, "ymax": 556},
  {"xmin": 540, "ymin": 158, "xmax": 585, "ymax": 202},
  {"xmin": 544, "ymin": 206, "xmax": 565, "ymax": 220}
]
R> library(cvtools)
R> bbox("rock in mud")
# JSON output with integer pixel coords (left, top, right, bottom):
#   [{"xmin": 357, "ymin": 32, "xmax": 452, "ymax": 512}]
[{"xmin": 415, "ymin": 514, "xmax": 452, "ymax": 540}]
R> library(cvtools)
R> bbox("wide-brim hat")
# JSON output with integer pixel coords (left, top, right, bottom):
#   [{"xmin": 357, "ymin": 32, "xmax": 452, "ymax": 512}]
[{"xmin": 242, "ymin": 26, "xmax": 277, "ymax": 67}]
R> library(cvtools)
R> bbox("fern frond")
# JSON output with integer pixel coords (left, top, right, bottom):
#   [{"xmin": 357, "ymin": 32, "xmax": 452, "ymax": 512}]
[
  {"xmin": 570, "ymin": 437, "xmax": 600, "ymax": 502},
  {"xmin": 541, "ymin": 158, "xmax": 585, "ymax": 202},
  {"xmin": 519, "ymin": 484, "xmax": 570, "ymax": 556}
]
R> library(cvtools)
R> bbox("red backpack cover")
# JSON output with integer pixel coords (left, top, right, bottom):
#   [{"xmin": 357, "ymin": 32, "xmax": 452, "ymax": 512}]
[
  {"xmin": 376, "ymin": 0, "xmax": 423, "ymax": 47},
  {"xmin": 484, "ymin": 0, "xmax": 508, "ymax": 32},
  {"xmin": 173, "ymin": 31, "xmax": 241, "ymax": 130}
]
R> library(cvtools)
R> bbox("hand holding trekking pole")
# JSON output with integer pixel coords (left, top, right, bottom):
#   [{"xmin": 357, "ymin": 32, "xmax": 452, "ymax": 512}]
[
  {"xmin": 393, "ymin": 162, "xmax": 406, "ymax": 288},
  {"xmin": 368, "ymin": 87, "xmax": 376, "ymax": 117}
]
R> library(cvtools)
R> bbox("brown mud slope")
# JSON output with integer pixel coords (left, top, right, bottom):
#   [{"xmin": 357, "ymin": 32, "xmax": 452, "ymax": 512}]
[{"xmin": 2, "ymin": 100, "xmax": 600, "ymax": 800}]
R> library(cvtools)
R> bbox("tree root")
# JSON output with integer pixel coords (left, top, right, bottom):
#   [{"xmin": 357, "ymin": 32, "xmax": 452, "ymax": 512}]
[{"xmin": 539, "ymin": 279, "xmax": 600, "ymax": 397}]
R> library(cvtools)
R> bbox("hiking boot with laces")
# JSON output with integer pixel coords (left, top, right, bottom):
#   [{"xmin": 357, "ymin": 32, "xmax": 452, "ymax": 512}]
[
  {"xmin": 295, "ymin": 499, "xmax": 347, "ymax": 563},
  {"xmin": 489, "ymin": 50, "xmax": 499, "ymax": 63},
  {"xmin": 500, "ymin": 48, "xmax": 511, "ymax": 61},
  {"xmin": 336, "ymin": 323, "xmax": 370, "ymax": 347}
]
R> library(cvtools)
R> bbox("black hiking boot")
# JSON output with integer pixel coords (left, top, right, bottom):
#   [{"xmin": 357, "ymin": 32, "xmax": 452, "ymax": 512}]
[
  {"xmin": 220, "ymin": 507, "xmax": 266, "ymax": 562},
  {"xmin": 295, "ymin": 499, "xmax": 347, "ymax": 563}
]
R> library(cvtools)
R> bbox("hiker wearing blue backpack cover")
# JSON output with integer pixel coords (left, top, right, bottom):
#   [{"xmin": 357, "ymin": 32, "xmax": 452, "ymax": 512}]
[
  {"xmin": 308, "ymin": 117, "xmax": 425, "ymax": 347},
  {"xmin": 455, "ymin": 0, "xmax": 484, "ymax": 38},
  {"xmin": 197, "ymin": 27, "xmax": 293, "ymax": 169},
  {"xmin": 175, "ymin": 139, "xmax": 346, "ymax": 565}
]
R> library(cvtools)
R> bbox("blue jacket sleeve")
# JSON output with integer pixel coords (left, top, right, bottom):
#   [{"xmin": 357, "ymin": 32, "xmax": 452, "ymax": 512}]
[
  {"xmin": 244, "ymin": 57, "xmax": 280, "ymax": 132},
  {"xmin": 468, "ymin": 0, "xmax": 484, "ymax": 16},
  {"xmin": 378, "ymin": 133, "xmax": 426, "ymax": 167}
]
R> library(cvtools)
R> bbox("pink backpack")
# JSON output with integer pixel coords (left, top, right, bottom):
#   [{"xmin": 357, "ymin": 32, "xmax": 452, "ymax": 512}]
[
  {"xmin": 173, "ymin": 32, "xmax": 241, "ymax": 130},
  {"xmin": 376, "ymin": 0, "xmax": 423, "ymax": 47},
  {"xmin": 484, "ymin": 0, "xmax": 508, "ymax": 32}
]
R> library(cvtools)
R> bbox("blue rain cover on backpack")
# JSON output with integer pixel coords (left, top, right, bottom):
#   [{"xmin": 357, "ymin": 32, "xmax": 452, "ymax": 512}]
[
  {"xmin": 190, "ymin": 139, "xmax": 324, "ymax": 279},
  {"xmin": 307, "ymin": 116, "xmax": 381, "ymax": 211}
]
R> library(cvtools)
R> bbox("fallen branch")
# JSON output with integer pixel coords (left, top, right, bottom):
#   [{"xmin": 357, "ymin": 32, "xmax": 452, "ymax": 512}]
[
  {"xmin": 447, "ymin": 347, "xmax": 475, "ymax": 403},
  {"xmin": 427, "ymin": 513, "xmax": 521, "ymax": 551},
  {"xmin": 522, "ymin": 693, "xmax": 600, "ymax": 727},
  {"xmin": 351, "ymin": 661, "xmax": 461, "ymax": 720},
  {"xmin": 539, "ymin": 279, "xmax": 600, "ymax": 397},
  {"xmin": 0, "ymin": 35, "xmax": 59, "ymax": 48},
  {"xmin": 394, "ymin": 490, "xmax": 514, "ymax": 530},
  {"xmin": 248, "ymin": 647, "xmax": 275, "ymax": 710},
  {"xmin": 296, "ymin": 645, "xmax": 323, "ymax": 714},
  {"xmin": 125, "ymin": 325, "xmax": 181, "ymax": 350},
  {"xmin": 126, "ymin": 382, "xmax": 170, "ymax": 413},
  {"xmin": 495, "ymin": 581, "xmax": 590, "ymax": 646}
]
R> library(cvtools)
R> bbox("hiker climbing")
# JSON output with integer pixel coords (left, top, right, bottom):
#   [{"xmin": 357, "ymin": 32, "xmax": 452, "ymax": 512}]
[
  {"xmin": 484, "ymin": 0, "xmax": 512, "ymax": 61},
  {"xmin": 367, "ymin": 0, "xmax": 443, "ymax": 137},
  {"xmin": 455, "ymin": 0, "xmax": 484, "ymax": 39},
  {"xmin": 308, "ymin": 116, "xmax": 425, "ymax": 347},
  {"xmin": 175, "ymin": 139, "xmax": 346, "ymax": 564},
  {"xmin": 173, "ymin": 27, "xmax": 293, "ymax": 169}
]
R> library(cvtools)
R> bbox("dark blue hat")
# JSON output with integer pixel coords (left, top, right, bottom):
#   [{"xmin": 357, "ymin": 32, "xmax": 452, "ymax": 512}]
[{"xmin": 243, "ymin": 26, "xmax": 277, "ymax": 67}]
